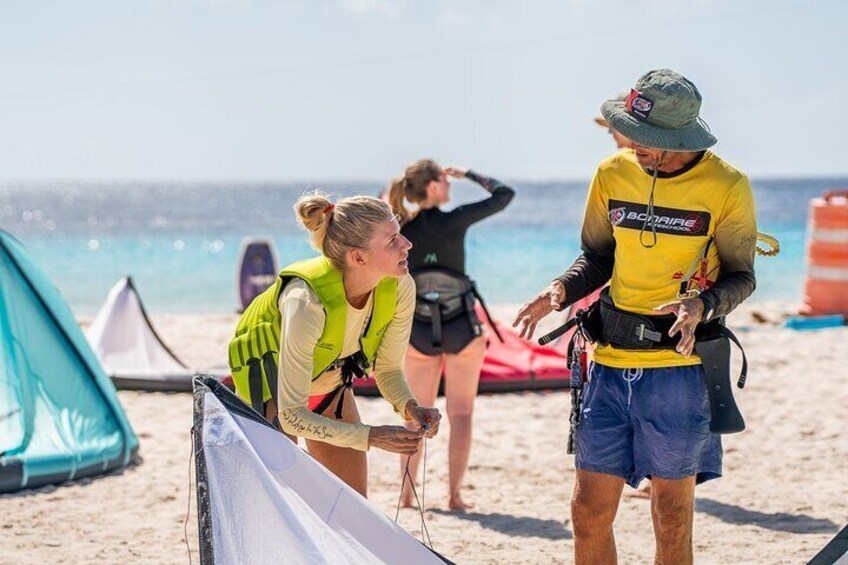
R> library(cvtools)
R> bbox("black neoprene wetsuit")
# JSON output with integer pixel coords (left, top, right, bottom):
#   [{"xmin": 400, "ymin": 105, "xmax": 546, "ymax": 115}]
[{"xmin": 402, "ymin": 171, "xmax": 515, "ymax": 273}]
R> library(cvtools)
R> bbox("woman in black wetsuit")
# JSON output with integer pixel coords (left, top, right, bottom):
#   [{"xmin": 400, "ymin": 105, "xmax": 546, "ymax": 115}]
[{"xmin": 388, "ymin": 158, "xmax": 514, "ymax": 510}]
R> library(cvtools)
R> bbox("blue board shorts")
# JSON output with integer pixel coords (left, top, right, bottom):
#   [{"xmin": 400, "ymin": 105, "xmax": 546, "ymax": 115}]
[{"xmin": 575, "ymin": 363, "xmax": 722, "ymax": 489}]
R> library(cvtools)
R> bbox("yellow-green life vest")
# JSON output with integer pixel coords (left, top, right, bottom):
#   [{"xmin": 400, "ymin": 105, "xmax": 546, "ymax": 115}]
[{"xmin": 228, "ymin": 255, "xmax": 398, "ymax": 409}]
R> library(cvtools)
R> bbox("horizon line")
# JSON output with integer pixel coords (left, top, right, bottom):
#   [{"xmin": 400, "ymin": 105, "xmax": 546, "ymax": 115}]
[{"xmin": 2, "ymin": 173, "xmax": 848, "ymax": 186}]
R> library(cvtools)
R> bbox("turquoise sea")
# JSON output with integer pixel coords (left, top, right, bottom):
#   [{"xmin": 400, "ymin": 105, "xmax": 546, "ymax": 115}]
[{"xmin": 1, "ymin": 177, "xmax": 844, "ymax": 315}]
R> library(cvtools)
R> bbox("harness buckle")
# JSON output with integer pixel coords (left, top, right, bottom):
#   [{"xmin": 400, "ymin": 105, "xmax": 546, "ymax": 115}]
[
  {"xmin": 635, "ymin": 324, "xmax": 662, "ymax": 343},
  {"xmin": 677, "ymin": 288, "xmax": 701, "ymax": 300}
]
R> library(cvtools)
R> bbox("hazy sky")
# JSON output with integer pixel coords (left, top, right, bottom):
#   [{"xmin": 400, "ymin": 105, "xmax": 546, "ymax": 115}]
[{"xmin": 0, "ymin": 0, "xmax": 845, "ymax": 181}]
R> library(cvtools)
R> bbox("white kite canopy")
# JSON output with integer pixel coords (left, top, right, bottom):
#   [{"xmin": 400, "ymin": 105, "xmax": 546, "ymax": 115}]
[
  {"xmin": 87, "ymin": 276, "xmax": 192, "ymax": 391},
  {"xmin": 193, "ymin": 377, "xmax": 453, "ymax": 565}
]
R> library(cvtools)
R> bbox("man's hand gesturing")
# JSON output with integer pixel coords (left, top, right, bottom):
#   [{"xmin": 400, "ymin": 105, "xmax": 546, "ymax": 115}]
[{"xmin": 512, "ymin": 281, "xmax": 565, "ymax": 340}]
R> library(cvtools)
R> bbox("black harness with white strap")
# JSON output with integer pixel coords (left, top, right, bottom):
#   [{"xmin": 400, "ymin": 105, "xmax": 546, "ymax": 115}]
[{"xmin": 540, "ymin": 287, "xmax": 748, "ymax": 434}]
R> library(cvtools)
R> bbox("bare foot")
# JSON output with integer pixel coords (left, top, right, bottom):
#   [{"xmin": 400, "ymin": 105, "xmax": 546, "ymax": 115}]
[
  {"xmin": 400, "ymin": 488, "xmax": 416, "ymax": 508},
  {"xmin": 448, "ymin": 494, "xmax": 474, "ymax": 512}
]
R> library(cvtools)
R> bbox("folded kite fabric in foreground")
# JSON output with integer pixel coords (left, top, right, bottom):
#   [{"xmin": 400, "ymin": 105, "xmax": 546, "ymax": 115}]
[{"xmin": 192, "ymin": 376, "xmax": 453, "ymax": 565}]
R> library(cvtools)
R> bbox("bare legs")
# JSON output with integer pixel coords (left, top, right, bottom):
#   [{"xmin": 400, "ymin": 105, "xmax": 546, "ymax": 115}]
[
  {"xmin": 400, "ymin": 337, "xmax": 487, "ymax": 509},
  {"xmin": 305, "ymin": 388, "xmax": 369, "ymax": 497},
  {"xmin": 400, "ymin": 346, "xmax": 442, "ymax": 507},
  {"xmin": 572, "ymin": 469, "xmax": 624, "ymax": 565},
  {"xmin": 571, "ymin": 469, "xmax": 696, "ymax": 565},
  {"xmin": 443, "ymin": 336, "xmax": 486, "ymax": 510},
  {"xmin": 650, "ymin": 476, "xmax": 695, "ymax": 565}
]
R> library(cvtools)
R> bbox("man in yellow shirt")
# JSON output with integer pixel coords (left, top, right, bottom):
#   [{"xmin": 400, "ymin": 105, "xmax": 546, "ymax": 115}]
[{"xmin": 515, "ymin": 69, "xmax": 756, "ymax": 564}]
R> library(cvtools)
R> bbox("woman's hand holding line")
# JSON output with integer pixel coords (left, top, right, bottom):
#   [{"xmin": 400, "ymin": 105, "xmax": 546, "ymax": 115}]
[
  {"xmin": 368, "ymin": 425, "xmax": 425, "ymax": 455},
  {"xmin": 405, "ymin": 401, "xmax": 441, "ymax": 439}
]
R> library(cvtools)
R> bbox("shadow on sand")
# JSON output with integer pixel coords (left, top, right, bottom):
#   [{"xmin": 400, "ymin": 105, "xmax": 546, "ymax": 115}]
[
  {"xmin": 429, "ymin": 509, "xmax": 572, "ymax": 540},
  {"xmin": 0, "ymin": 460, "xmax": 143, "ymax": 500},
  {"xmin": 695, "ymin": 498, "xmax": 838, "ymax": 534}
]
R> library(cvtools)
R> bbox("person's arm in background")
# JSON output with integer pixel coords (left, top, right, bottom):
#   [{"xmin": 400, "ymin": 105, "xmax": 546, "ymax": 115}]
[{"xmin": 447, "ymin": 168, "xmax": 516, "ymax": 226}]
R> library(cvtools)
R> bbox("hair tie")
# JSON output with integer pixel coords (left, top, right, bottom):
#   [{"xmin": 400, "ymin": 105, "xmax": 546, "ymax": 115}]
[{"xmin": 323, "ymin": 203, "xmax": 335, "ymax": 215}]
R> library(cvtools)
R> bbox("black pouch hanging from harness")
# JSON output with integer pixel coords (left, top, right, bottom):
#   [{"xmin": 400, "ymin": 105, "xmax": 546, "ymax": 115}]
[
  {"xmin": 410, "ymin": 267, "xmax": 503, "ymax": 355},
  {"xmin": 538, "ymin": 304, "xmax": 597, "ymax": 454},
  {"xmin": 565, "ymin": 337, "xmax": 588, "ymax": 455},
  {"xmin": 540, "ymin": 288, "xmax": 749, "ymax": 435}
]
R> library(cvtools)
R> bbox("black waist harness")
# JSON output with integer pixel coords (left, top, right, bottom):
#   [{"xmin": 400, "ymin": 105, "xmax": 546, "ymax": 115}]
[
  {"xmin": 541, "ymin": 288, "xmax": 748, "ymax": 434},
  {"xmin": 410, "ymin": 267, "xmax": 503, "ymax": 355},
  {"xmin": 593, "ymin": 289, "xmax": 723, "ymax": 349}
]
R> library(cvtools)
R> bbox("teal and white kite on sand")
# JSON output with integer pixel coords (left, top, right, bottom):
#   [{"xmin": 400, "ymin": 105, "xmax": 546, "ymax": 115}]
[{"xmin": 0, "ymin": 229, "xmax": 139, "ymax": 493}]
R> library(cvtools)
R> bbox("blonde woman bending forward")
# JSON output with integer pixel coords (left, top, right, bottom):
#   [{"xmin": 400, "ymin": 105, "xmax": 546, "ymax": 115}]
[{"xmin": 228, "ymin": 193, "xmax": 441, "ymax": 496}]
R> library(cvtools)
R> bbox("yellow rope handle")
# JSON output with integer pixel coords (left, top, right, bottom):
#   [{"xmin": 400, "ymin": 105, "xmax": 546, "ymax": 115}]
[{"xmin": 756, "ymin": 232, "xmax": 780, "ymax": 257}]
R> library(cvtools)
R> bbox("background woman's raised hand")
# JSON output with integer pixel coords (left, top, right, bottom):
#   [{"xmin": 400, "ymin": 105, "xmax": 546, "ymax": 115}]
[{"xmin": 443, "ymin": 166, "xmax": 468, "ymax": 178}]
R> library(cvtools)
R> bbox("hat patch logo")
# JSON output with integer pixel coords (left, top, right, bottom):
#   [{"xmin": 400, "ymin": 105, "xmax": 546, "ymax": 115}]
[{"xmin": 625, "ymin": 88, "xmax": 653, "ymax": 120}]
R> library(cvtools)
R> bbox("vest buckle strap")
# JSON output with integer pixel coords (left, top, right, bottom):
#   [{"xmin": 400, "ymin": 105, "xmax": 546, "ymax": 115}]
[{"xmin": 327, "ymin": 352, "xmax": 370, "ymax": 419}]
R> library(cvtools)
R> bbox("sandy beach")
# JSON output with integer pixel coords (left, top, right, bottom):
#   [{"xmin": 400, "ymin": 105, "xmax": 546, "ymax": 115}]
[
  {"xmin": 2, "ymin": 301, "xmax": 846, "ymax": 564},
  {"xmin": 3, "ymin": 0, "xmax": 845, "ymax": 562}
]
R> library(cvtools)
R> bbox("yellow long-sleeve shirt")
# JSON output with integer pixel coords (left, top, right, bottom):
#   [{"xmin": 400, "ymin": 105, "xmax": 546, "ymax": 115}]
[
  {"xmin": 276, "ymin": 274, "xmax": 417, "ymax": 451},
  {"xmin": 576, "ymin": 150, "xmax": 757, "ymax": 368}
]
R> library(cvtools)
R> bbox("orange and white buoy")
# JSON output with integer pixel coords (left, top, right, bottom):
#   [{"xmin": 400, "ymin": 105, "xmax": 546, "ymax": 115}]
[{"xmin": 801, "ymin": 190, "xmax": 848, "ymax": 317}]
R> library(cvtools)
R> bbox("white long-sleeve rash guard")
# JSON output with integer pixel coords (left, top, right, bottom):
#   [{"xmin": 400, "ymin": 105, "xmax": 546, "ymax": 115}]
[{"xmin": 275, "ymin": 274, "xmax": 418, "ymax": 451}]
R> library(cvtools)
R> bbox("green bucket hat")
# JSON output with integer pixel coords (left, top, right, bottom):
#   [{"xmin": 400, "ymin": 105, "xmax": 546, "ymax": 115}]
[{"xmin": 600, "ymin": 69, "xmax": 717, "ymax": 151}]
